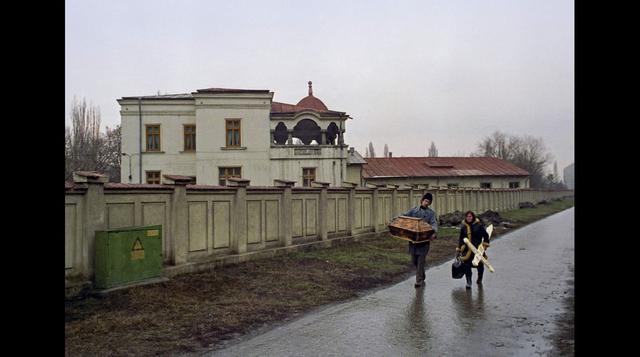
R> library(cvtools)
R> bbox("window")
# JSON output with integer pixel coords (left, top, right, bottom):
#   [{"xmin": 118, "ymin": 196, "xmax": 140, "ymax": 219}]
[
  {"xmin": 447, "ymin": 183, "xmax": 459, "ymax": 189},
  {"xmin": 480, "ymin": 182, "xmax": 492, "ymax": 189},
  {"xmin": 184, "ymin": 125, "xmax": 196, "ymax": 151},
  {"xmin": 509, "ymin": 182, "xmax": 520, "ymax": 188},
  {"xmin": 302, "ymin": 168, "xmax": 316, "ymax": 187},
  {"xmin": 145, "ymin": 125, "xmax": 161, "ymax": 151},
  {"xmin": 146, "ymin": 171, "xmax": 161, "ymax": 184},
  {"xmin": 226, "ymin": 119, "xmax": 241, "ymax": 147},
  {"xmin": 219, "ymin": 167, "xmax": 241, "ymax": 186}
]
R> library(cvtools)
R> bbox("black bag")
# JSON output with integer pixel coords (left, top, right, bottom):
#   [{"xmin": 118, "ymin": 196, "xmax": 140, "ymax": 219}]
[{"xmin": 451, "ymin": 255, "xmax": 465, "ymax": 279}]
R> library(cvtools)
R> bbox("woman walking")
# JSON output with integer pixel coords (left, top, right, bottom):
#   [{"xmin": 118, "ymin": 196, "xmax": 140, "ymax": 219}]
[{"xmin": 456, "ymin": 211, "xmax": 490, "ymax": 289}]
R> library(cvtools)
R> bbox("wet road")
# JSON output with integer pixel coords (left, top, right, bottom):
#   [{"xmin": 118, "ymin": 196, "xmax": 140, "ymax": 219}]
[{"xmin": 207, "ymin": 208, "xmax": 574, "ymax": 356}]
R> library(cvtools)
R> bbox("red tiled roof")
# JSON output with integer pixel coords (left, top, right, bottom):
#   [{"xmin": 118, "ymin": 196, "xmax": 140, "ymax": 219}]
[
  {"xmin": 271, "ymin": 101, "xmax": 307, "ymax": 113},
  {"xmin": 270, "ymin": 101, "xmax": 345, "ymax": 115},
  {"xmin": 296, "ymin": 95, "xmax": 328, "ymax": 111},
  {"xmin": 362, "ymin": 157, "xmax": 529, "ymax": 178}
]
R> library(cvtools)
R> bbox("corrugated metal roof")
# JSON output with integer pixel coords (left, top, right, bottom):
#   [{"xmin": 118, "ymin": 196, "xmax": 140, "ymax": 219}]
[{"xmin": 362, "ymin": 157, "xmax": 529, "ymax": 178}]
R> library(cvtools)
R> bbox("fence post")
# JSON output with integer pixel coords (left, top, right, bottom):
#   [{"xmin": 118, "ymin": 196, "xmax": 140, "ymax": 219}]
[
  {"xmin": 391, "ymin": 184, "xmax": 398, "ymax": 217},
  {"xmin": 228, "ymin": 178, "xmax": 250, "ymax": 254},
  {"xmin": 275, "ymin": 179, "xmax": 296, "ymax": 247},
  {"xmin": 463, "ymin": 187, "xmax": 470, "ymax": 212},
  {"xmin": 164, "ymin": 175, "xmax": 193, "ymax": 265},
  {"xmin": 371, "ymin": 184, "xmax": 381, "ymax": 233},
  {"xmin": 73, "ymin": 171, "xmax": 108, "ymax": 280},
  {"xmin": 343, "ymin": 181, "xmax": 358, "ymax": 237},
  {"xmin": 312, "ymin": 181, "xmax": 330, "ymax": 242},
  {"xmin": 443, "ymin": 188, "xmax": 450, "ymax": 214},
  {"xmin": 408, "ymin": 186, "xmax": 414, "ymax": 211}
]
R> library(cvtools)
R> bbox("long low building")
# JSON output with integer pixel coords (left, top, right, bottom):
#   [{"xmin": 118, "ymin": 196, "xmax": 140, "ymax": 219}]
[{"xmin": 362, "ymin": 157, "xmax": 530, "ymax": 189}]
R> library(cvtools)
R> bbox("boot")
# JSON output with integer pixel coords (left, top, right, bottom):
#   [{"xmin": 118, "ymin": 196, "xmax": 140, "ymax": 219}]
[{"xmin": 466, "ymin": 275, "xmax": 472, "ymax": 289}]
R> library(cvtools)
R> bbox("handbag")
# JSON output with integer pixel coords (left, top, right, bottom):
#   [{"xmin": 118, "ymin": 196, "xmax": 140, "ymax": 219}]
[{"xmin": 451, "ymin": 254, "xmax": 465, "ymax": 279}]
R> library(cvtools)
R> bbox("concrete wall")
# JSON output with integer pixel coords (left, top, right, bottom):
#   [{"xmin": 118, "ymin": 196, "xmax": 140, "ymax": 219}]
[
  {"xmin": 346, "ymin": 165, "xmax": 363, "ymax": 186},
  {"xmin": 65, "ymin": 175, "xmax": 573, "ymax": 293}
]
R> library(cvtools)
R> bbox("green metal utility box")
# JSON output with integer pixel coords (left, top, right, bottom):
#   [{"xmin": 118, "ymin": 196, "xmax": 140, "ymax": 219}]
[{"xmin": 94, "ymin": 225, "xmax": 163, "ymax": 289}]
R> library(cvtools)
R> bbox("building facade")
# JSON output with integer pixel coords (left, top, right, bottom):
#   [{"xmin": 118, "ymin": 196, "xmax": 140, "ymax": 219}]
[
  {"xmin": 118, "ymin": 82, "xmax": 351, "ymax": 187},
  {"xmin": 362, "ymin": 157, "xmax": 530, "ymax": 189}
]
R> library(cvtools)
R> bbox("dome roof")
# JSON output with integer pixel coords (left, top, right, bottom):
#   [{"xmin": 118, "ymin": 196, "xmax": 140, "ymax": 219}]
[{"xmin": 296, "ymin": 81, "xmax": 328, "ymax": 111}]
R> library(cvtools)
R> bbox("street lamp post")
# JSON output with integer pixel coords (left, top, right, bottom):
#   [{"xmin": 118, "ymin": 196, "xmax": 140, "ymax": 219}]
[{"xmin": 121, "ymin": 153, "xmax": 139, "ymax": 183}]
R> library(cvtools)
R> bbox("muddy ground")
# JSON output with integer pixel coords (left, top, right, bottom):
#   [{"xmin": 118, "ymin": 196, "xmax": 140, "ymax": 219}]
[{"xmin": 65, "ymin": 198, "xmax": 574, "ymax": 356}]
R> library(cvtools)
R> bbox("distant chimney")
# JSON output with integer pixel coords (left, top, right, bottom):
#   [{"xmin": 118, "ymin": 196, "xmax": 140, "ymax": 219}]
[
  {"xmin": 308, "ymin": 81, "xmax": 313, "ymax": 96},
  {"xmin": 389, "ymin": 152, "xmax": 393, "ymax": 157},
  {"xmin": 349, "ymin": 147, "xmax": 354, "ymax": 154}
]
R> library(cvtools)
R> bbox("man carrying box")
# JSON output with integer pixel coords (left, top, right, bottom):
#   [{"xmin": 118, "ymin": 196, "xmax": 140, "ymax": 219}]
[{"xmin": 399, "ymin": 193, "xmax": 438, "ymax": 288}]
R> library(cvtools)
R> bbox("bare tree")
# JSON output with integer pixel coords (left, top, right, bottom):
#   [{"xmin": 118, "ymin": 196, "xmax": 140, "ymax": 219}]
[
  {"xmin": 368, "ymin": 142, "xmax": 376, "ymax": 158},
  {"xmin": 474, "ymin": 131, "xmax": 552, "ymax": 188},
  {"xmin": 365, "ymin": 146, "xmax": 370, "ymax": 158},
  {"xmin": 428, "ymin": 141, "xmax": 438, "ymax": 157},
  {"xmin": 101, "ymin": 125, "xmax": 122, "ymax": 182},
  {"xmin": 384, "ymin": 144, "xmax": 389, "ymax": 158},
  {"xmin": 65, "ymin": 97, "xmax": 121, "ymax": 182}
]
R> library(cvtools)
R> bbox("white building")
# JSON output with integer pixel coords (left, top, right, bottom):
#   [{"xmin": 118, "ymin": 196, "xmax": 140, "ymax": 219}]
[{"xmin": 118, "ymin": 82, "xmax": 352, "ymax": 187}]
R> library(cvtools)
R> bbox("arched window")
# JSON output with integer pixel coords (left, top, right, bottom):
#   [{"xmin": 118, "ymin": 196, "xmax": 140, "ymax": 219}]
[
  {"xmin": 293, "ymin": 119, "xmax": 321, "ymax": 145},
  {"xmin": 274, "ymin": 122, "xmax": 288, "ymax": 145},
  {"xmin": 326, "ymin": 122, "xmax": 339, "ymax": 145}
]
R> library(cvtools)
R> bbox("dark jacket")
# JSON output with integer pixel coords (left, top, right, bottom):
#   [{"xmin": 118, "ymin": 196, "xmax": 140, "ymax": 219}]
[
  {"xmin": 401, "ymin": 205, "xmax": 438, "ymax": 255},
  {"xmin": 458, "ymin": 218, "xmax": 490, "ymax": 262}
]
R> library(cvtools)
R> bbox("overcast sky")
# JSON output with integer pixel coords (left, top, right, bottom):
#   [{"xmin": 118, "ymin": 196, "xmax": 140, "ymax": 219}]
[{"xmin": 65, "ymin": 0, "xmax": 574, "ymax": 172}]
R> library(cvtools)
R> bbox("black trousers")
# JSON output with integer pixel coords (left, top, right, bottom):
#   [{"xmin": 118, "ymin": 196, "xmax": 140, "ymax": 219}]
[
  {"xmin": 464, "ymin": 262, "xmax": 484, "ymax": 279},
  {"xmin": 411, "ymin": 253, "xmax": 427, "ymax": 283}
]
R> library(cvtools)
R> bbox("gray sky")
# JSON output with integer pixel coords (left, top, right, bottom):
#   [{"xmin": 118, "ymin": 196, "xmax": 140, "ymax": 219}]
[{"xmin": 66, "ymin": 0, "xmax": 574, "ymax": 172}]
